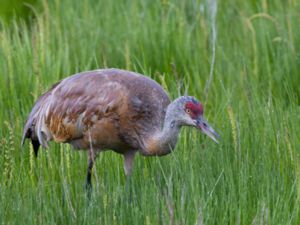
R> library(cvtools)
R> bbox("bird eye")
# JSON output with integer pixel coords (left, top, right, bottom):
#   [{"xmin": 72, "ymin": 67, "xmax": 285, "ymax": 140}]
[{"xmin": 185, "ymin": 109, "xmax": 191, "ymax": 114}]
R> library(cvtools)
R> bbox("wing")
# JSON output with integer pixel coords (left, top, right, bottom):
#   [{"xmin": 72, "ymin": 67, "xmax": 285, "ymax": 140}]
[{"xmin": 22, "ymin": 71, "xmax": 129, "ymax": 149}]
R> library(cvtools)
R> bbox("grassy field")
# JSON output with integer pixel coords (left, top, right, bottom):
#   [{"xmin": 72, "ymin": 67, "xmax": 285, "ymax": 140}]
[{"xmin": 0, "ymin": 0, "xmax": 300, "ymax": 224}]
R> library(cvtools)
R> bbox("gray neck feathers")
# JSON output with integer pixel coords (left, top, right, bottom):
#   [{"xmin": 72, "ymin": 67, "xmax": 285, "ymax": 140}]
[{"xmin": 153, "ymin": 101, "xmax": 182, "ymax": 154}]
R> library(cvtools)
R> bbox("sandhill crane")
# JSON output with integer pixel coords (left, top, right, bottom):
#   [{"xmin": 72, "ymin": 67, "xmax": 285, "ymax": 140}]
[{"xmin": 22, "ymin": 68, "xmax": 219, "ymax": 189}]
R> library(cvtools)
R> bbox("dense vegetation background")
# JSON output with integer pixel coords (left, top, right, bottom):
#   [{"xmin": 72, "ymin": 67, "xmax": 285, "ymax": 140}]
[{"xmin": 0, "ymin": 0, "xmax": 299, "ymax": 224}]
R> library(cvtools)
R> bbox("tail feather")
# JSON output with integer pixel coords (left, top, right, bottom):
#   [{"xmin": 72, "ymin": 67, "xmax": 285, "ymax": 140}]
[
  {"xmin": 21, "ymin": 101, "xmax": 46, "ymax": 157},
  {"xmin": 31, "ymin": 139, "xmax": 40, "ymax": 157},
  {"xmin": 21, "ymin": 116, "xmax": 34, "ymax": 147},
  {"xmin": 21, "ymin": 110, "xmax": 51, "ymax": 155},
  {"xmin": 21, "ymin": 83, "xmax": 58, "ymax": 152},
  {"xmin": 21, "ymin": 119, "xmax": 40, "ymax": 157}
]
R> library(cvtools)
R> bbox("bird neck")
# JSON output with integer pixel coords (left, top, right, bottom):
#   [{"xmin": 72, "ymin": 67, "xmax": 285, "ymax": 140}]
[
  {"xmin": 159, "ymin": 116, "xmax": 181, "ymax": 153},
  {"xmin": 142, "ymin": 102, "xmax": 181, "ymax": 156}
]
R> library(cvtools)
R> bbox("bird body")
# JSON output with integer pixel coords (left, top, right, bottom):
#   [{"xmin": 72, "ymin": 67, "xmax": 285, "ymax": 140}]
[
  {"xmin": 22, "ymin": 68, "xmax": 219, "ymax": 185},
  {"xmin": 22, "ymin": 69, "xmax": 171, "ymax": 155}
]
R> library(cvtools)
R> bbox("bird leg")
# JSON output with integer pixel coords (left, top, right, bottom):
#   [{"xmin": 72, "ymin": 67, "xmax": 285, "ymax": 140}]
[
  {"xmin": 85, "ymin": 147, "xmax": 96, "ymax": 197},
  {"xmin": 124, "ymin": 151, "xmax": 136, "ymax": 202},
  {"xmin": 124, "ymin": 151, "xmax": 136, "ymax": 177}
]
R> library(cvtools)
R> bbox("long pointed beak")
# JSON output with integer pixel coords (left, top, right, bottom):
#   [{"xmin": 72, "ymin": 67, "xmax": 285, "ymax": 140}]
[{"xmin": 196, "ymin": 118, "xmax": 220, "ymax": 144}]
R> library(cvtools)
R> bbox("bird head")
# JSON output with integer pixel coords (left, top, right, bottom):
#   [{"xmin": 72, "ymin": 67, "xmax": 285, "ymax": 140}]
[{"xmin": 170, "ymin": 96, "xmax": 220, "ymax": 143}]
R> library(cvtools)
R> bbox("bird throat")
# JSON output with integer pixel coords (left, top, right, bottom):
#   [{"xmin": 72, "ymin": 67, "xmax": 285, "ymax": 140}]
[{"xmin": 143, "ymin": 119, "xmax": 181, "ymax": 156}]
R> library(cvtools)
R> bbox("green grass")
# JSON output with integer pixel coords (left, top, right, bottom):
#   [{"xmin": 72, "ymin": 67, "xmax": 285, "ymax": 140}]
[{"xmin": 1, "ymin": 0, "xmax": 300, "ymax": 224}]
